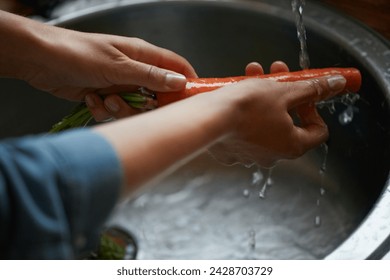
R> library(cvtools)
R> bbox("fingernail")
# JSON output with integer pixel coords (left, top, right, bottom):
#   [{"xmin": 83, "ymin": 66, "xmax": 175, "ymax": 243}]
[
  {"xmin": 105, "ymin": 99, "xmax": 120, "ymax": 113},
  {"xmin": 327, "ymin": 75, "xmax": 346, "ymax": 91},
  {"xmin": 85, "ymin": 94, "xmax": 95, "ymax": 108},
  {"xmin": 165, "ymin": 73, "xmax": 187, "ymax": 89}
]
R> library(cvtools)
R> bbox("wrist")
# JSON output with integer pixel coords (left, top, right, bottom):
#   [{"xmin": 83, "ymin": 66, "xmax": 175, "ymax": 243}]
[{"xmin": 211, "ymin": 82, "xmax": 251, "ymax": 138}]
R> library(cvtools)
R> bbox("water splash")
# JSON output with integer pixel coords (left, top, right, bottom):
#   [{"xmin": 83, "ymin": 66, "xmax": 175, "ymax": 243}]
[
  {"xmin": 338, "ymin": 94, "xmax": 360, "ymax": 125},
  {"xmin": 339, "ymin": 106, "xmax": 355, "ymax": 125},
  {"xmin": 252, "ymin": 168, "xmax": 263, "ymax": 185},
  {"xmin": 244, "ymin": 167, "xmax": 274, "ymax": 199},
  {"xmin": 316, "ymin": 92, "xmax": 360, "ymax": 123}
]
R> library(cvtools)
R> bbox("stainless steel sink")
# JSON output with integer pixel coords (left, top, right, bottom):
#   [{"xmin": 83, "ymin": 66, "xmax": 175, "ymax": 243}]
[{"xmin": 1, "ymin": 0, "xmax": 389, "ymax": 259}]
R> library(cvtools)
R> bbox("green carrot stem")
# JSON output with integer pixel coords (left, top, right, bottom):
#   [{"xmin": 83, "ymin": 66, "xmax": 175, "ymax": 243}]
[{"xmin": 49, "ymin": 93, "xmax": 147, "ymax": 133}]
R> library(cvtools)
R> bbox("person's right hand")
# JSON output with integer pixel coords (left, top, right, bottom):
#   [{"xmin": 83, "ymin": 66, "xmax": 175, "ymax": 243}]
[{"xmin": 207, "ymin": 70, "xmax": 346, "ymax": 167}]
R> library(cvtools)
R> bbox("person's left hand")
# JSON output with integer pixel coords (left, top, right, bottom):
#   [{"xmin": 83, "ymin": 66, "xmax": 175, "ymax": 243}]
[{"xmin": 20, "ymin": 24, "xmax": 197, "ymax": 121}]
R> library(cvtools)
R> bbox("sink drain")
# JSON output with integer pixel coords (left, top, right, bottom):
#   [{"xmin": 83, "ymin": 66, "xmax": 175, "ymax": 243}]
[{"xmin": 89, "ymin": 227, "xmax": 138, "ymax": 260}]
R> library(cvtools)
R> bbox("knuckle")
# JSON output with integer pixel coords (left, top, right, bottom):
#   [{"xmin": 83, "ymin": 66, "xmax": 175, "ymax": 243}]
[
  {"xmin": 306, "ymin": 78, "xmax": 327, "ymax": 100},
  {"xmin": 131, "ymin": 38, "xmax": 147, "ymax": 55},
  {"xmin": 146, "ymin": 65, "xmax": 164, "ymax": 84},
  {"xmin": 284, "ymin": 81, "xmax": 303, "ymax": 100},
  {"xmin": 283, "ymin": 81, "xmax": 298, "ymax": 93},
  {"xmin": 146, "ymin": 65, "xmax": 155, "ymax": 81}
]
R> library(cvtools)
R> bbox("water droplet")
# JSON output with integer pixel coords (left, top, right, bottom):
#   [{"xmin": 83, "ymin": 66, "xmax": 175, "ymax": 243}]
[
  {"xmin": 249, "ymin": 230, "xmax": 256, "ymax": 250},
  {"xmin": 319, "ymin": 143, "xmax": 328, "ymax": 174},
  {"xmin": 328, "ymin": 102, "xmax": 336, "ymax": 114},
  {"xmin": 315, "ymin": 144, "xmax": 328, "ymax": 228},
  {"xmin": 314, "ymin": 215, "xmax": 321, "ymax": 227},
  {"xmin": 244, "ymin": 162, "xmax": 256, "ymax": 168},
  {"xmin": 259, "ymin": 186, "xmax": 267, "ymax": 199},
  {"xmin": 258, "ymin": 168, "xmax": 273, "ymax": 199},
  {"xmin": 322, "ymin": 143, "xmax": 329, "ymax": 153},
  {"xmin": 252, "ymin": 170, "xmax": 263, "ymax": 185}
]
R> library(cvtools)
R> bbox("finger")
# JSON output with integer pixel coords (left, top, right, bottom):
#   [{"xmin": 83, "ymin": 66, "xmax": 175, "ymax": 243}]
[
  {"xmin": 104, "ymin": 94, "xmax": 139, "ymax": 119},
  {"xmin": 286, "ymin": 75, "xmax": 346, "ymax": 109},
  {"xmin": 296, "ymin": 103, "xmax": 326, "ymax": 128},
  {"xmin": 245, "ymin": 62, "xmax": 264, "ymax": 76},
  {"xmin": 85, "ymin": 94, "xmax": 112, "ymax": 122},
  {"xmin": 270, "ymin": 61, "xmax": 289, "ymax": 73},
  {"xmin": 293, "ymin": 103, "xmax": 329, "ymax": 151}
]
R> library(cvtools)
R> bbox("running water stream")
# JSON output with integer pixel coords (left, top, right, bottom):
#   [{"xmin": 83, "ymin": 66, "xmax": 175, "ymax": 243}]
[
  {"xmin": 292, "ymin": 0, "xmax": 310, "ymax": 69},
  {"xmin": 291, "ymin": 0, "xmax": 326, "ymax": 227}
]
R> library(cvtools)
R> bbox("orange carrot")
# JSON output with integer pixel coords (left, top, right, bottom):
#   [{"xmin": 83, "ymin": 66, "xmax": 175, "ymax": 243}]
[{"xmin": 156, "ymin": 67, "xmax": 361, "ymax": 106}]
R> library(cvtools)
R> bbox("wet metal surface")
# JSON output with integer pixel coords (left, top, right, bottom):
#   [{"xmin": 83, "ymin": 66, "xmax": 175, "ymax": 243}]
[{"xmin": 108, "ymin": 152, "xmax": 356, "ymax": 259}]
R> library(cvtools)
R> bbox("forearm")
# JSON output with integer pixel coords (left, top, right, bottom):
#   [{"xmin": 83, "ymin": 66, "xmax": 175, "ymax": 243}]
[
  {"xmin": 94, "ymin": 90, "xmax": 238, "ymax": 195},
  {"xmin": 0, "ymin": 10, "xmax": 49, "ymax": 79}
]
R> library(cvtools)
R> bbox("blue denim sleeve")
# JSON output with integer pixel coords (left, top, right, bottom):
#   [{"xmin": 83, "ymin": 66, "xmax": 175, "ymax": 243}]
[{"xmin": 0, "ymin": 129, "xmax": 123, "ymax": 259}]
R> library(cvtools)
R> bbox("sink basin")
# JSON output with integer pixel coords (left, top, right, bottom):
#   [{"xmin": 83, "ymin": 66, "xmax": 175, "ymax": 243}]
[{"xmin": 1, "ymin": 0, "xmax": 389, "ymax": 259}]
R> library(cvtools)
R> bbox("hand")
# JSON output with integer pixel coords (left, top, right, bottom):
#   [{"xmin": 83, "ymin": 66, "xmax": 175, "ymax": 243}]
[
  {"xmin": 208, "ymin": 62, "xmax": 346, "ymax": 167},
  {"xmin": 17, "ymin": 20, "xmax": 196, "ymax": 121},
  {"xmin": 78, "ymin": 35, "xmax": 197, "ymax": 121}
]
